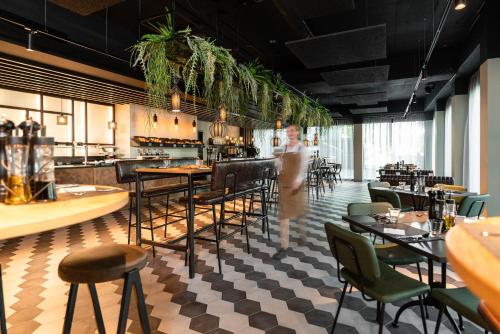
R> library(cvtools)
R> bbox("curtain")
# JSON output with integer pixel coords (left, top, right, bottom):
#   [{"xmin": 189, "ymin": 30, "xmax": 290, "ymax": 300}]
[
  {"xmin": 465, "ymin": 72, "xmax": 480, "ymax": 192},
  {"xmin": 362, "ymin": 121, "xmax": 428, "ymax": 180},
  {"xmin": 444, "ymin": 99, "xmax": 452, "ymax": 176},
  {"xmin": 315, "ymin": 124, "xmax": 354, "ymax": 179}
]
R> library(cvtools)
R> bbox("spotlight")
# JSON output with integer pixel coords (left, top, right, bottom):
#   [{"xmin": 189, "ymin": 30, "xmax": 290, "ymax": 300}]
[
  {"xmin": 421, "ymin": 65, "xmax": 428, "ymax": 81},
  {"xmin": 454, "ymin": 0, "xmax": 466, "ymax": 10},
  {"xmin": 26, "ymin": 31, "xmax": 35, "ymax": 52}
]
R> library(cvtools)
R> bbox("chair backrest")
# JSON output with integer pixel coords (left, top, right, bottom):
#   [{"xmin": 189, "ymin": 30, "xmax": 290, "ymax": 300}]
[
  {"xmin": 368, "ymin": 188, "xmax": 403, "ymax": 208},
  {"xmin": 210, "ymin": 158, "xmax": 275, "ymax": 191},
  {"xmin": 434, "ymin": 184, "xmax": 466, "ymax": 192},
  {"xmin": 115, "ymin": 159, "xmax": 168, "ymax": 184},
  {"xmin": 457, "ymin": 194, "xmax": 490, "ymax": 218},
  {"xmin": 324, "ymin": 223, "xmax": 381, "ymax": 283},
  {"xmin": 336, "ymin": 163, "xmax": 342, "ymax": 172},
  {"xmin": 367, "ymin": 181, "xmax": 390, "ymax": 190},
  {"xmin": 348, "ymin": 202, "xmax": 393, "ymax": 216}
]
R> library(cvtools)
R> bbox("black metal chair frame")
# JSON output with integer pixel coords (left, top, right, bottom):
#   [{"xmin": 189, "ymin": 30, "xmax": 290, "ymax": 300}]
[
  {"xmin": 0, "ymin": 265, "xmax": 6, "ymax": 334},
  {"xmin": 330, "ymin": 234, "xmax": 428, "ymax": 334},
  {"xmin": 62, "ymin": 268, "xmax": 150, "ymax": 334}
]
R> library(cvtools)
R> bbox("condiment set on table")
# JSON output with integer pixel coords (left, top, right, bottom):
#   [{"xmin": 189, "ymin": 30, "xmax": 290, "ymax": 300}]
[{"xmin": 0, "ymin": 116, "xmax": 56, "ymax": 205}]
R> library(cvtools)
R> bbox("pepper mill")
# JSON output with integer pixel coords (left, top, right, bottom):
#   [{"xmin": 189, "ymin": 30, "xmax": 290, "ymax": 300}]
[{"xmin": 18, "ymin": 118, "xmax": 41, "ymax": 178}]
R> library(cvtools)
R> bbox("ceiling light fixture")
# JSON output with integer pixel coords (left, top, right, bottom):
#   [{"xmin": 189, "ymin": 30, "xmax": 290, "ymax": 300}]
[
  {"xmin": 56, "ymin": 113, "xmax": 68, "ymax": 125},
  {"xmin": 26, "ymin": 31, "xmax": 35, "ymax": 51},
  {"xmin": 171, "ymin": 86, "xmax": 181, "ymax": 113},
  {"xmin": 153, "ymin": 113, "xmax": 158, "ymax": 128},
  {"xmin": 275, "ymin": 117, "xmax": 282, "ymax": 130},
  {"xmin": 454, "ymin": 0, "xmax": 466, "ymax": 10},
  {"xmin": 218, "ymin": 105, "xmax": 227, "ymax": 123},
  {"xmin": 192, "ymin": 118, "xmax": 196, "ymax": 132},
  {"xmin": 421, "ymin": 65, "xmax": 428, "ymax": 81},
  {"xmin": 108, "ymin": 121, "xmax": 117, "ymax": 129},
  {"xmin": 174, "ymin": 116, "xmax": 178, "ymax": 130}
]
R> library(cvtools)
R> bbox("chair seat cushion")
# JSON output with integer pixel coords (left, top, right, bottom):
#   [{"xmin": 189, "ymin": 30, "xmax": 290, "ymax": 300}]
[
  {"xmin": 431, "ymin": 287, "xmax": 489, "ymax": 329},
  {"xmin": 58, "ymin": 244, "xmax": 147, "ymax": 284},
  {"xmin": 375, "ymin": 244, "xmax": 426, "ymax": 265},
  {"xmin": 130, "ymin": 183, "xmax": 188, "ymax": 198},
  {"xmin": 341, "ymin": 260, "xmax": 429, "ymax": 303}
]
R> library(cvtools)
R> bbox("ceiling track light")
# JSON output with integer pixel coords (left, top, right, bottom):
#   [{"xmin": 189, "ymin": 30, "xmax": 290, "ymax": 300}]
[
  {"xmin": 26, "ymin": 30, "xmax": 35, "ymax": 51},
  {"xmin": 421, "ymin": 65, "xmax": 428, "ymax": 81},
  {"xmin": 454, "ymin": 0, "xmax": 467, "ymax": 10}
]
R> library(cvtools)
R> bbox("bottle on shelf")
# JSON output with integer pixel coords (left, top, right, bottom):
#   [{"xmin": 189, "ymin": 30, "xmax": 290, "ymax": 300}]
[{"xmin": 0, "ymin": 116, "xmax": 15, "ymax": 202}]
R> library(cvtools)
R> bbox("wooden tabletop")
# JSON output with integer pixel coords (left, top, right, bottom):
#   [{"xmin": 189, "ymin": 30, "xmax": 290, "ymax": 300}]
[
  {"xmin": 0, "ymin": 185, "xmax": 128, "ymax": 240},
  {"xmin": 136, "ymin": 166, "xmax": 212, "ymax": 175},
  {"xmin": 446, "ymin": 218, "xmax": 500, "ymax": 322}
]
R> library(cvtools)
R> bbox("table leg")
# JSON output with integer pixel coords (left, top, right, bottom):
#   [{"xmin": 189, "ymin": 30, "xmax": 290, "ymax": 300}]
[
  {"xmin": 187, "ymin": 174, "xmax": 195, "ymax": 278},
  {"xmin": 135, "ymin": 173, "xmax": 142, "ymax": 246}
]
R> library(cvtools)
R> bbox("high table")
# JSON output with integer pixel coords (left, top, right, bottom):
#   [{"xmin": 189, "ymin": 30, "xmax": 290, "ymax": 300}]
[
  {"xmin": 134, "ymin": 166, "xmax": 212, "ymax": 279},
  {"xmin": 446, "ymin": 218, "xmax": 500, "ymax": 332},
  {"xmin": 342, "ymin": 212, "xmax": 460, "ymax": 328},
  {"xmin": 0, "ymin": 185, "xmax": 129, "ymax": 334}
]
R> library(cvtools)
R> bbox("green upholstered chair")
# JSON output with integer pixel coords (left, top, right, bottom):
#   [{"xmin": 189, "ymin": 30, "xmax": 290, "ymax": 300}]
[
  {"xmin": 324, "ymin": 223, "xmax": 429, "ymax": 334},
  {"xmin": 367, "ymin": 181, "xmax": 391, "ymax": 190},
  {"xmin": 347, "ymin": 203, "xmax": 425, "ymax": 281},
  {"xmin": 431, "ymin": 287, "xmax": 492, "ymax": 334},
  {"xmin": 457, "ymin": 194, "xmax": 490, "ymax": 218},
  {"xmin": 369, "ymin": 188, "xmax": 413, "ymax": 212}
]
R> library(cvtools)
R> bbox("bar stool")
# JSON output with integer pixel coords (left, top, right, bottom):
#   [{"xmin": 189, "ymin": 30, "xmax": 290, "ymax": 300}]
[
  {"xmin": 58, "ymin": 244, "xmax": 151, "ymax": 334},
  {"xmin": 0, "ymin": 265, "xmax": 6, "ymax": 334}
]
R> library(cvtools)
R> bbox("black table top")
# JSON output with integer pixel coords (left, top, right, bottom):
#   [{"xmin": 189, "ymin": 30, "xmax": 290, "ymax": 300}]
[
  {"xmin": 342, "ymin": 215, "xmax": 447, "ymax": 263},
  {"xmin": 371, "ymin": 187, "xmax": 476, "ymax": 199}
]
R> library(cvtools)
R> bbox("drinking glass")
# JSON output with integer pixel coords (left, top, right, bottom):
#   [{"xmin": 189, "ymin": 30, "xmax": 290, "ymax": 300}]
[
  {"xmin": 388, "ymin": 208, "xmax": 401, "ymax": 224},
  {"xmin": 398, "ymin": 181, "xmax": 406, "ymax": 190},
  {"xmin": 430, "ymin": 219, "xmax": 444, "ymax": 237}
]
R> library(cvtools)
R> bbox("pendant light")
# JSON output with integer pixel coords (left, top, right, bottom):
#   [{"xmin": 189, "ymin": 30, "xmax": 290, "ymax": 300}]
[
  {"xmin": 454, "ymin": 0, "xmax": 466, "ymax": 10},
  {"xmin": 313, "ymin": 131, "xmax": 319, "ymax": 146},
  {"xmin": 26, "ymin": 31, "xmax": 35, "ymax": 52},
  {"xmin": 56, "ymin": 114, "xmax": 68, "ymax": 125},
  {"xmin": 209, "ymin": 120, "xmax": 226, "ymax": 138},
  {"xmin": 174, "ymin": 116, "xmax": 178, "ymax": 130},
  {"xmin": 108, "ymin": 121, "xmax": 117, "ymax": 129},
  {"xmin": 153, "ymin": 113, "xmax": 158, "ymax": 128},
  {"xmin": 272, "ymin": 136, "xmax": 280, "ymax": 147},
  {"xmin": 303, "ymin": 138, "xmax": 309, "ymax": 147},
  {"xmin": 171, "ymin": 85, "xmax": 181, "ymax": 113},
  {"xmin": 275, "ymin": 117, "xmax": 282, "ymax": 130},
  {"xmin": 218, "ymin": 105, "xmax": 227, "ymax": 122},
  {"xmin": 192, "ymin": 118, "xmax": 197, "ymax": 132}
]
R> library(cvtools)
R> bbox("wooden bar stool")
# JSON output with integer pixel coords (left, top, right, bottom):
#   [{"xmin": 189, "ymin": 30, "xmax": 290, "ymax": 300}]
[{"xmin": 58, "ymin": 244, "xmax": 151, "ymax": 334}]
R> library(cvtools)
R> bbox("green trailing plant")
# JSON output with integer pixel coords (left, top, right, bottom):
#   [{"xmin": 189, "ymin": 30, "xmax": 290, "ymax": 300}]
[{"xmin": 130, "ymin": 10, "xmax": 333, "ymax": 129}]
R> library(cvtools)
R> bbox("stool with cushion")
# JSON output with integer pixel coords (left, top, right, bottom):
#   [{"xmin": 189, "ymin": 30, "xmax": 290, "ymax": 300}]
[
  {"xmin": 457, "ymin": 194, "xmax": 490, "ymax": 218},
  {"xmin": 58, "ymin": 244, "xmax": 151, "ymax": 334}
]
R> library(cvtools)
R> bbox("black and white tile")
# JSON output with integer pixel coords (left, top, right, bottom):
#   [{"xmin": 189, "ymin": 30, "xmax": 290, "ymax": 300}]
[{"xmin": 0, "ymin": 182, "xmax": 480, "ymax": 333}]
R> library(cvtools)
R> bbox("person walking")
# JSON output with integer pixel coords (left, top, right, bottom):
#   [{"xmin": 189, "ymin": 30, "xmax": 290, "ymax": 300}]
[{"xmin": 273, "ymin": 124, "xmax": 308, "ymax": 260}]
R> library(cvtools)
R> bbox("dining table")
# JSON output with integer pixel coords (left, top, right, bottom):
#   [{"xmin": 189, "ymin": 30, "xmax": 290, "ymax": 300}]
[
  {"xmin": 342, "ymin": 211, "xmax": 461, "ymax": 329},
  {"xmin": 372, "ymin": 186, "xmax": 477, "ymax": 210},
  {"xmin": 134, "ymin": 166, "xmax": 212, "ymax": 279}
]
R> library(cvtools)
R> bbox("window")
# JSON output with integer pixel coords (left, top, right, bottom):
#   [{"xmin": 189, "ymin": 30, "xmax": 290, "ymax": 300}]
[
  {"xmin": 0, "ymin": 87, "xmax": 114, "ymax": 157},
  {"xmin": 362, "ymin": 121, "xmax": 427, "ymax": 180},
  {"xmin": 465, "ymin": 72, "xmax": 480, "ymax": 192},
  {"xmin": 315, "ymin": 124, "xmax": 354, "ymax": 179},
  {"xmin": 444, "ymin": 99, "xmax": 452, "ymax": 176}
]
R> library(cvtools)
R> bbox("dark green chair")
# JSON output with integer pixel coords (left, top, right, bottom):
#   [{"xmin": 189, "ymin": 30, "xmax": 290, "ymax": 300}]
[
  {"xmin": 324, "ymin": 223, "xmax": 429, "ymax": 334},
  {"xmin": 347, "ymin": 202, "xmax": 425, "ymax": 281},
  {"xmin": 367, "ymin": 181, "xmax": 391, "ymax": 190},
  {"xmin": 369, "ymin": 188, "xmax": 413, "ymax": 212},
  {"xmin": 432, "ymin": 287, "xmax": 492, "ymax": 334},
  {"xmin": 457, "ymin": 194, "xmax": 490, "ymax": 218}
]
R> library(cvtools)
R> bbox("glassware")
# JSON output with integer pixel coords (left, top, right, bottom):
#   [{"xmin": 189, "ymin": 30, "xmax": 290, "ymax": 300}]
[
  {"xmin": 0, "ymin": 116, "xmax": 15, "ymax": 202},
  {"xmin": 398, "ymin": 181, "xmax": 406, "ymax": 190},
  {"xmin": 443, "ymin": 199, "xmax": 456, "ymax": 231},
  {"xmin": 5, "ymin": 136, "xmax": 32, "ymax": 204},
  {"xmin": 430, "ymin": 219, "xmax": 444, "ymax": 237},
  {"xmin": 31, "ymin": 137, "xmax": 56, "ymax": 201},
  {"xmin": 388, "ymin": 208, "xmax": 401, "ymax": 224}
]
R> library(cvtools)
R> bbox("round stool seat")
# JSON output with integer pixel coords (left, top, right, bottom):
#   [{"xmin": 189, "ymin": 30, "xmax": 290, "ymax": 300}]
[{"xmin": 59, "ymin": 244, "xmax": 147, "ymax": 284}]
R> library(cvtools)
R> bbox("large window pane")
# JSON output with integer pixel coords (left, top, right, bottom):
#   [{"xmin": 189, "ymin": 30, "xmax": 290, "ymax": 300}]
[
  {"xmin": 74, "ymin": 101, "xmax": 86, "ymax": 143},
  {"xmin": 316, "ymin": 124, "xmax": 354, "ymax": 179},
  {"xmin": 466, "ymin": 72, "xmax": 480, "ymax": 192},
  {"xmin": 0, "ymin": 88, "xmax": 40, "ymax": 109},
  {"xmin": 87, "ymin": 103, "xmax": 113, "ymax": 144},
  {"xmin": 444, "ymin": 100, "xmax": 452, "ymax": 176},
  {"xmin": 362, "ymin": 121, "xmax": 427, "ymax": 180},
  {"xmin": 44, "ymin": 113, "xmax": 73, "ymax": 142},
  {"xmin": 43, "ymin": 96, "xmax": 72, "ymax": 113},
  {"xmin": 0, "ymin": 107, "xmax": 27, "ymax": 125}
]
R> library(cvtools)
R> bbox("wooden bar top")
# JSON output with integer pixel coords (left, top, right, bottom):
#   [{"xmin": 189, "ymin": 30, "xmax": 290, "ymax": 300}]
[
  {"xmin": 0, "ymin": 185, "xmax": 128, "ymax": 240},
  {"xmin": 136, "ymin": 166, "xmax": 212, "ymax": 175},
  {"xmin": 446, "ymin": 218, "xmax": 500, "ymax": 322}
]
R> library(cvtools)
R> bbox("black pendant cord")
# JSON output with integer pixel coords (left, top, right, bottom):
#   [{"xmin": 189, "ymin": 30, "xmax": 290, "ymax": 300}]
[{"xmin": 105, "ymin": 7, "xmax": 108, "ymax": 54}]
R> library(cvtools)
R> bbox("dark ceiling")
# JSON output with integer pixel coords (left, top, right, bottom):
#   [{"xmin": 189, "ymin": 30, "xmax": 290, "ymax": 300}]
[{"xmin": 0, "ymin": 0, "xmax": 486, "ymax": 119}]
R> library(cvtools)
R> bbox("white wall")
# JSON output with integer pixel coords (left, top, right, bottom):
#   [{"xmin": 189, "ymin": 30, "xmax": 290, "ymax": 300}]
[{"xmin": 450, "ymin": 95, "xmax": 468, "ymax": 184}]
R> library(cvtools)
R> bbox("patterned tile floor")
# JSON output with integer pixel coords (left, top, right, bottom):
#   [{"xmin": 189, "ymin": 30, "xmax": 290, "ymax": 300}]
[{"xmin": 0, "ymin": 181, "xmax": 482, "ymax": 334}]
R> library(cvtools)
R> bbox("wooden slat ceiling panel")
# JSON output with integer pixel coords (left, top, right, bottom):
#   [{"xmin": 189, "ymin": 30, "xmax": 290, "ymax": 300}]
[{"xmin": 0, "ymin": 56, "xmax": 271, "ymax": 128}]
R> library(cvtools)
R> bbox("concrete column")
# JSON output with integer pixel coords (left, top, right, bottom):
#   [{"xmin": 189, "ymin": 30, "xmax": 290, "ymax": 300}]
[
  {"xmin": 353, "ymin": 123, "xmax": 363, "ymax": 181},
  {"xmin": 480, "ymin": 58, "xmax": 500, "ymax": 216},
  {"xmin": 423, "ymin": 120, "xmax": 433, "ymax": 170},
  {"xmin": 433, "ymin": 110, "xmax": 445, "ymax": 176},
  {"xmin": 450, "ymin": 95, "xmax": 468, "ymax": 185}
]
